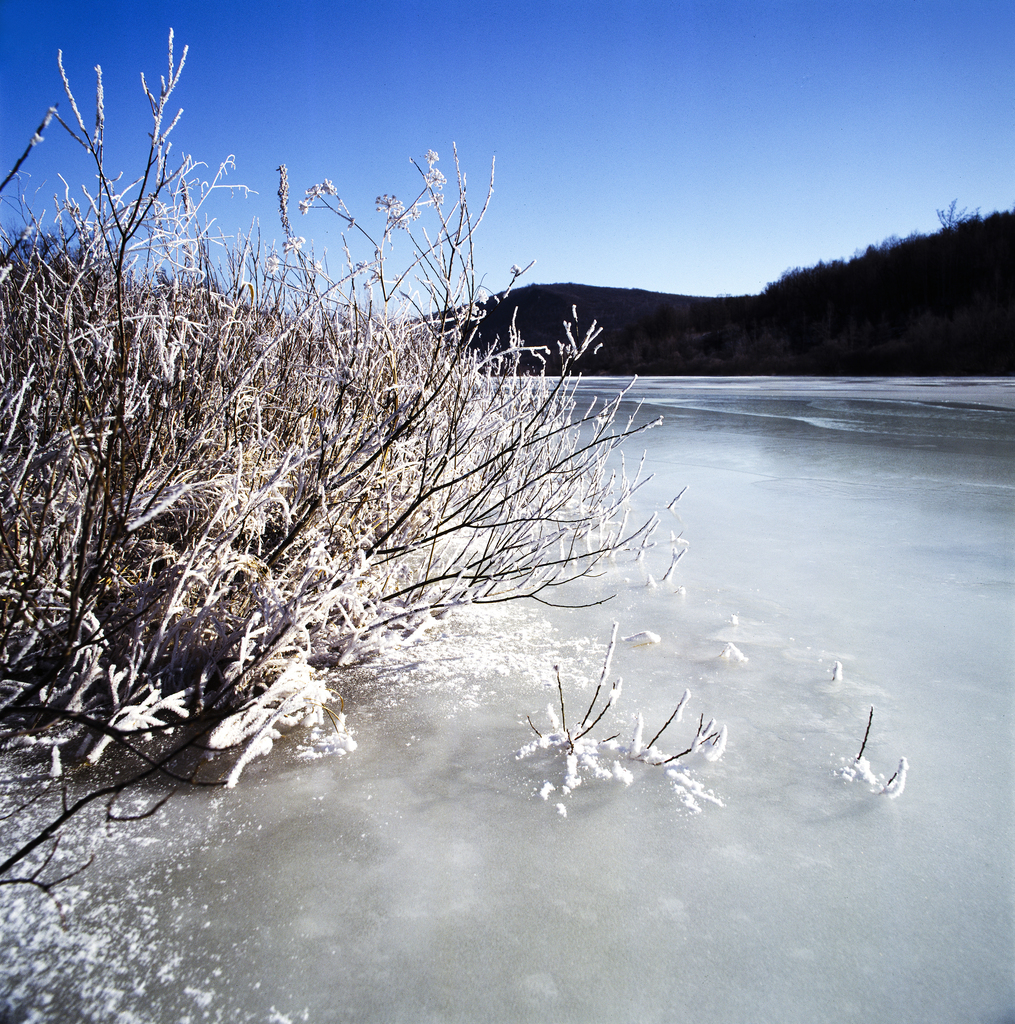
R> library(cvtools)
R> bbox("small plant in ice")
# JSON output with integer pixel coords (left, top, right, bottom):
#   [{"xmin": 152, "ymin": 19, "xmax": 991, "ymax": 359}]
[
  {"xmin": 836, "ymin": 706, "xmax": 908, "ymax": 799},
  {"xmin": 718, "ymin": 642, "xmax": 747, "ymax": 662},
  {"xmin": 517, "ymin": 624, "xmax": 728, "ymax": 814}
]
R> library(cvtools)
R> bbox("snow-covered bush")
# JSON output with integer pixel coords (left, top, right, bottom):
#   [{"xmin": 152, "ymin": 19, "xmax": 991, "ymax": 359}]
[{"xmin": 0, "ymin": 35, "xmax": 654, "ymax": 791}]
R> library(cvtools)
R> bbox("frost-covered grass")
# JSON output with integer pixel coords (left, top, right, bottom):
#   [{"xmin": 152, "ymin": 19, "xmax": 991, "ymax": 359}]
[{"xmin": 0, "ymin": 33, "xmax": 657, "ymax": 862}]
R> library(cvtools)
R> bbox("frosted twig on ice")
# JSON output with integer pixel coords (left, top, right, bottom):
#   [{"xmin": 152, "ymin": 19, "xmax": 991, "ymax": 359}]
[
  {"xmin": 661, "ymin": 546, "xmax": 685, "ymax": 583},
  {"xmin": 666, "ymin": 486, "xmax": 688, "ymax": 510},
  {"xmin": 205, "ymin": 658, "xmax": 355, "ymax": 787},
  {"xmin": 882, "ymin": 757, "xmax": 908, "ymax": 798},
  {"xmin": 85, "ymin": 687, "xmax": 192, "ymax": 765},
  {"xmin": 857, "ymin": 705, "xmax": 874, "ymax": 760},
  {"xmin": 517, "ymin": 633, "xmax": 727, "ymax": 814},
  {"xmin": 595, "ymin": 622, "xmax": 619, "ymax": 691},
  {"xmin": 836, "ymin": 705, "xmax": 908, "ymax": 799},
  {"xmin": 645, "ymin": 689, "xmax": 690, "ymax": 749}
]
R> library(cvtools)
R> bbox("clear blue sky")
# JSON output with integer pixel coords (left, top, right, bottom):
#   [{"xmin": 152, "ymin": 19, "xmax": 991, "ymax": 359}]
[{"xmin": 1, "ymin": 0, "xmax": 1012, "ymax": 297}]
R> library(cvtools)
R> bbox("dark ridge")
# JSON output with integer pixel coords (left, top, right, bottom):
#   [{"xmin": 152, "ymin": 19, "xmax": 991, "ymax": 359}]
[{"xmin": 474, "ymin": 282, "xmax": 709, "ymax": 370}]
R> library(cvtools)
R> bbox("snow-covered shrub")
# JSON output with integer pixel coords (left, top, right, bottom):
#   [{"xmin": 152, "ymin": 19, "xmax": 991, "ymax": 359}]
[{"xmin": 0, "ymin": 35, "xmax": 654, "ymax": 788}]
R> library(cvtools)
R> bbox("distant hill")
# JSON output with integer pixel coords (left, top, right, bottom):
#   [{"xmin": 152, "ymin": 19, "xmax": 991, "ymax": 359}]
[
  {"xmin": 474, "ymin": 282, "xmax": 707, "ymax": 370},
  {"xmin": 475, "ymin": 208, "xmax": 1015, "ymax": 375}
]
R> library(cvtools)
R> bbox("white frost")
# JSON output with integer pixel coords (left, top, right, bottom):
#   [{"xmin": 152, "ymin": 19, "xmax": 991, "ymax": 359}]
[
  {"xmin": 630, "ymin": 712, "xmax": 645, "ymax": 756},
  {"xmin": 674, "ymin": 688, "xmax": 691, "ymax": 721},
  {"xmin": 883, "ymin": 757, "xmax": 908, "ymax": 799},
  {"xmin": 184, "ymin": 986, "xmax": 214, "ymax": 1009},
  {"xmin": 703, "ymin": 723, "xmax": 728, "ymax": 761},
  {"xmin": 837, "ymin": 754, "xmax": 908, "ymax": 799},
  {"xmin": 719, "ymin": 642, "xmax": 747, "ymax": 662},
  {"xmin": 666, "ymin": 766, "xmax": 725, "ymax": 813},
  {"xmin": 622, "ymin": 630, "xmax": 661, "ymax": 645}
]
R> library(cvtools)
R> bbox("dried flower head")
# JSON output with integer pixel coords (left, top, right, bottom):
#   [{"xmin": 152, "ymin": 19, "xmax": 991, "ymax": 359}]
[
  {"xmin": 277, "ymin": 164, "xmax": 292, "ymax": 238},
  {"xmin": 303, "ymin": 179, "xmax": 340, "ymax": 206},
  {"xmin": 376, "ymin": 194, "xmax": 404, "ymax": 217},
  {"xmin": 376, "ymin": 193, "xmax": 418, "ymax": 229}
]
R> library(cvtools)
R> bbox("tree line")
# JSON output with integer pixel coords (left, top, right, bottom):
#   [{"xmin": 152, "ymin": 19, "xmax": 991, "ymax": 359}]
[{"xmin": 479, "ymin": 206, "xmax": 1015, "ymax": 375}]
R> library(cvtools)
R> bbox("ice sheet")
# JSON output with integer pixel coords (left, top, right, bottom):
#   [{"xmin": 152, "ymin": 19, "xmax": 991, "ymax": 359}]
[{"xmin": 2, "ymin": 378, "xmax": 1012, "ymax": 1024}]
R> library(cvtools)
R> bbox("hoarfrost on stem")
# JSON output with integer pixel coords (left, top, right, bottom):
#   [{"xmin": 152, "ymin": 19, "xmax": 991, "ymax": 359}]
[{"xmin": 518, "ymin": 627, "xmax": 728, "ymax": 814}]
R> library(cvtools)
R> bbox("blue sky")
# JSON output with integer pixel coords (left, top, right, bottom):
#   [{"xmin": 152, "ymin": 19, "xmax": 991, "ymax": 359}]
[{"xmin": 1, "ymin": 0, "xmax": 1012, "ymax": 297}]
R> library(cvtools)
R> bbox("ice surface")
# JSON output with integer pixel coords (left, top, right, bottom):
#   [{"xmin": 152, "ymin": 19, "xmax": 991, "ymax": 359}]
[{"xmin": 2, "ymin": 378, "xmax": 1013, "ymax": 1024}]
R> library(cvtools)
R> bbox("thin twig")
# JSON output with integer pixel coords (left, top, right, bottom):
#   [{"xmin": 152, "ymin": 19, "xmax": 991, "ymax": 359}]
[
  {"xmin": 574, "ymin": 681, "xmax": 620, "ymax": 740},
  {"xmin": 857, "ymin": 706, "xmax": 874, "ymax": 761},
  {"xmin": 646, "ymin": 703, "xmax": 681, "ymax": 751},
  {"xmin": 106, "ymin": 787, "xmax": 176, "ymax": 822},
  {"xmin": 659, "ymin": 713, "xmax": 704, "ymax": 764},
  {"xmin": 578, "ymin": 684, "xmax": 602, "ymax": 731},
  {"xmin": 666, "ymin": 486, "xmax": 687, "ymax": 510},
  {"xmin": 555, "ymin": 665, "xmax": 572, "ymax": 752},
  {"xmin": 0, "ymin": 106, "xmax": 58, "ymax": 198}
]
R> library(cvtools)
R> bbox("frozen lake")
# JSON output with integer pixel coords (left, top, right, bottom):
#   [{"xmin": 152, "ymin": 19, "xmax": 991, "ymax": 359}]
[{"xmin": 2, "ymin": 377, "xmax": 1013, "ymax": 1023}]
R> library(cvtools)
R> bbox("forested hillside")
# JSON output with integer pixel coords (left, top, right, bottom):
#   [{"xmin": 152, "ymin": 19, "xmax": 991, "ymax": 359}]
[{"xmin": 477, "ymin": 207, "xmax": 1015, "ymax": 375}]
